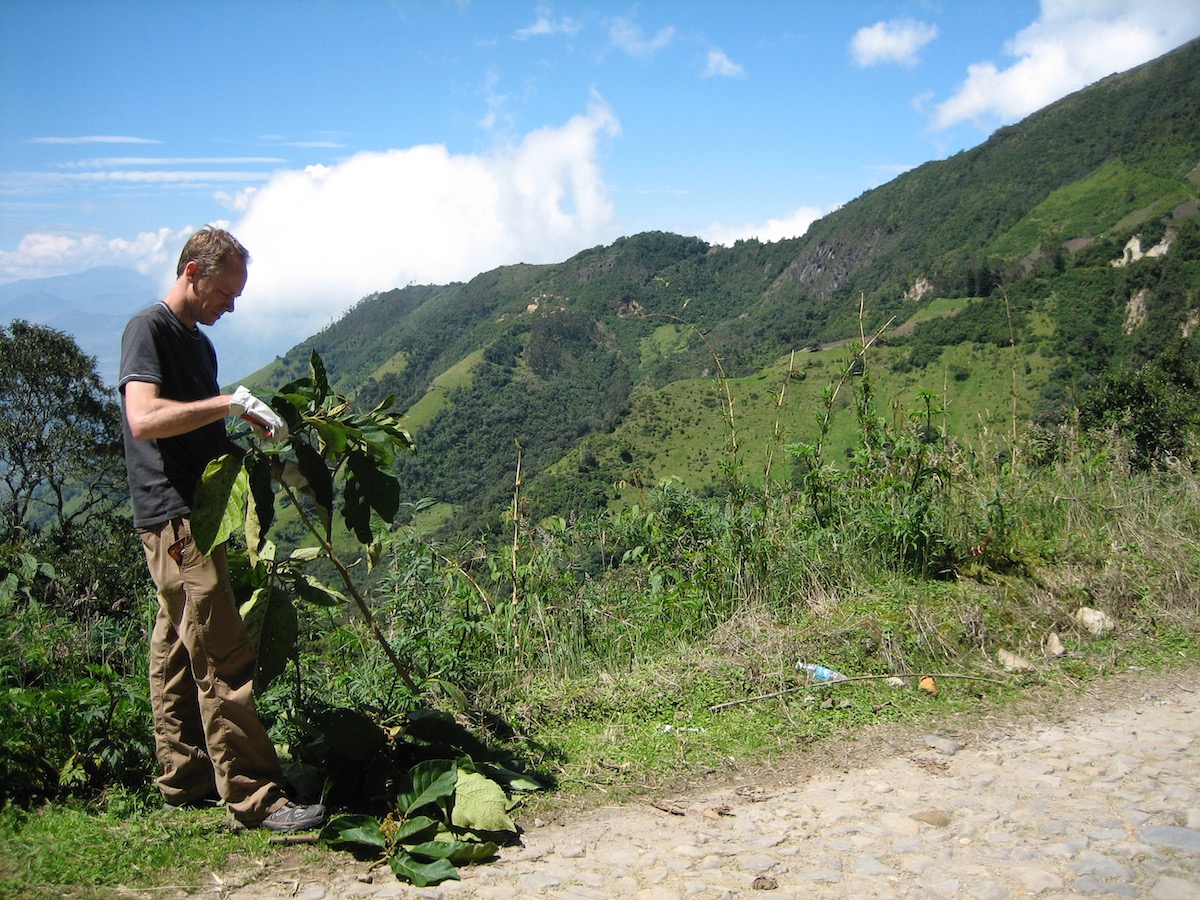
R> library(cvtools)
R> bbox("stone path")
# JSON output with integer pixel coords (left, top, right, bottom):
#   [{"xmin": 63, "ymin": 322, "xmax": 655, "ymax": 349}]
[{"xmin": 212, "ymin": 674, "xmax": 1199, "ymax": 899}]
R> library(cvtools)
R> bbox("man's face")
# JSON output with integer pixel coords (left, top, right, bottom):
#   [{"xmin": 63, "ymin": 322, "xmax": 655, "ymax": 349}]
[{"xmin": 190, "ymin": 257, "xmax": 247, "ymax": 327}]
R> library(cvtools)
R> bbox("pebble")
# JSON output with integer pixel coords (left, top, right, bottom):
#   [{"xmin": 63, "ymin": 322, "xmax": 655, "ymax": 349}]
[{"xmin": 207, "ymin": 679, "xmax": 1199, "ymax": 900}]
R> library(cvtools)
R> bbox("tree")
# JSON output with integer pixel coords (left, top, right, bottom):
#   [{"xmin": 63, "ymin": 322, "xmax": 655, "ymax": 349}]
[{"xmin": 0, "ymin": 321, "xmax": 126, "ymax": 543}]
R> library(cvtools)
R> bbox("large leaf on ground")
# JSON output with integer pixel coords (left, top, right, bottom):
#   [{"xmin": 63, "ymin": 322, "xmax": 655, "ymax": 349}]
[
  {"xmin": 407, "ymin": 839, "xmax": 499, "ymax": 864},
  {"xmin": 238, "ymin": 586, "xmax": 297, "ymax": 691},
  {"xmin": 388, "ymin": 851, "xmax": 458, "ymax": 887},
  {"xmin": 192, "ymin": 453, "xmax": 247, "ymax": 554},
  {"xmin": 450, "ymin": 770, "xmax": 517, "ymax": 836},
  {"xmin": 394, "ymin": 814, "xmax": 440, "ymax": 844},
  {"xmin": 400, "ymin": 759, "xmax": 458, "ymax": 817},
  {"xmin": 320, "ymin": 814, "xmax": 386, "ymax": 852}
]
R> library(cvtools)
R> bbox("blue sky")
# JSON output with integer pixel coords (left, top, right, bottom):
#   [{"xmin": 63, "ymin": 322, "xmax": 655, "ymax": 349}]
[{"xmin": 2, "ymin": 0, "xmax": 1199, "ymax": 371}]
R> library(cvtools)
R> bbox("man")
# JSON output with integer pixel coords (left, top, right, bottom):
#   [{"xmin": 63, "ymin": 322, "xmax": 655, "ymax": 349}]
[{"xmin": 119, "ymin": 227, "xmax": 325, "ymax": 833}]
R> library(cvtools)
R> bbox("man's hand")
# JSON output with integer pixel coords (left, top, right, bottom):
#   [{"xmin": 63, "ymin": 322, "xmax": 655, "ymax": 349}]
[{"xmin": 229, "ymin": 385, "xmax": 288, "ymax": 442}]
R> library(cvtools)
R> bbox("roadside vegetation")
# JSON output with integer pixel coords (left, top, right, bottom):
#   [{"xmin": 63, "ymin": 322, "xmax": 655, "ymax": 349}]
[{"xmin": 2, "ymin": 320, "xmax": 1198, "ymax": 897}]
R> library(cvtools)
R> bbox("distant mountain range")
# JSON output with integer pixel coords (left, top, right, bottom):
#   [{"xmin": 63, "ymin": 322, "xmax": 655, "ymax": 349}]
[{"xmin": 0, "ymin": 267, "xmax": 159, "ymax": 386}]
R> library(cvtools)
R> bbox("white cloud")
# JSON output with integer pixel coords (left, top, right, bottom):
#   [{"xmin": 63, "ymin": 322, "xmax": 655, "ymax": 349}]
[
  {"xmin": 703, "ymin": 50, "xmax": 745, "ymax": 79},
  {"xmin": 210, "ymin": 101, "xmax": 622, "ymax": 368},
  {"xmin": 0, "ymin": 227, "xmax": 181, "ymax": 281},
  {"xmin": 27, "ymin": 135, "xmax": 162, "ymax": 145},
  {"xmin": 515, "ymin": 4, "xmax": 582, "ymax": 39},
  {"xmin": 609, "ymin": 17, "xmax": 676, "ymax": 58},
  {"xmin": 931, "ymin": 0, "xmax": 1200, "ymax": 130},
  {"xmin": 851, "ymin": 18, "xmax": 938, "ymax": 68},
  {"xmin": 701, "ymin": 205, "xmax": 825, "ymax": 247}
]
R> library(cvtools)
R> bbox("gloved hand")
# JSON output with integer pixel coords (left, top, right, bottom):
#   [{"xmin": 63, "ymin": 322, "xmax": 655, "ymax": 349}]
[{"xmin": 229, "ymin": 385, "xmax": 289, "ymax": 443}]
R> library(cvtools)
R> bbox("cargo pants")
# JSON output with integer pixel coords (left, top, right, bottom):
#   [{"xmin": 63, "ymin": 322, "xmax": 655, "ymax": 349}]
[{"xmin": 140, "ymin": 516, "xmax": 287, "ymax": 823}]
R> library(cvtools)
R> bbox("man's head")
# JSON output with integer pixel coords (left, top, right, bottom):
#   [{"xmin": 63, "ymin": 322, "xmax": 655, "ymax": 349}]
[
  {"xmin": 176, "ymin": 227, "xmax": 250, "ymax": 278},
  {"xmin": 175, "ymin": 228, "xmax": 251, "ymax": 328}
]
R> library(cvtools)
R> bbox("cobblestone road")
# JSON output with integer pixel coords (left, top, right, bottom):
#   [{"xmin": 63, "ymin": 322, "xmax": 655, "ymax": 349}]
[{"xmin": 202, "ymin": 672, "xmax": 1199, "ymax": 899}]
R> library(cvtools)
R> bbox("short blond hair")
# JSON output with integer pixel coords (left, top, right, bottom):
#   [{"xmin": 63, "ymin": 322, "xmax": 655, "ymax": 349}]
[{"xmin": 176, "ymin": 227, "xmax": 250, "ymax": 278}]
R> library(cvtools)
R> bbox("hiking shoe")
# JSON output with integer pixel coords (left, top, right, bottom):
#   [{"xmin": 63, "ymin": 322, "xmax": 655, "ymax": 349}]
[{"xmin": 255, "ymin": 801, "xmax": 327, "ymax": 833}]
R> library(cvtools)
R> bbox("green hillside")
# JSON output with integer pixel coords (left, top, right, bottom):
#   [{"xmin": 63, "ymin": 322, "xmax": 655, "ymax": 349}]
[{"xmin": 245, "ymin": 37, "xmax": 1200, "ymax": 538}]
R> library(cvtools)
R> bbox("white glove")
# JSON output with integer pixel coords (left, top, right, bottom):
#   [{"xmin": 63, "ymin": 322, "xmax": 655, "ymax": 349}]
[{"xmin": 229, "ymin": 385, "xmax": 289, "ymax": 443}]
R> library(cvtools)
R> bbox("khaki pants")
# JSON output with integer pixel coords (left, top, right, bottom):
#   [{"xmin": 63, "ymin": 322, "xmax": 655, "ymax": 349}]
[{"xmin": 140, "ymin": 517, "xmax": 286, "ymax": 822}]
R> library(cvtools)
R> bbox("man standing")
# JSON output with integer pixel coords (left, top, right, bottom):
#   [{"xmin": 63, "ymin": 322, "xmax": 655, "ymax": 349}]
[{"xmin": 119, "ymin": 227, "xmax": 325, "ymax": 832}]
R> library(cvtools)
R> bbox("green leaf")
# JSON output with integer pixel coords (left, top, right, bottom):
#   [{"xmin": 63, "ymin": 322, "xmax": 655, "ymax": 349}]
[
  {"xmin": 293, "ymin": 573, "xmax": 346, "ymax": 607},
  {"xmin": 388, "ymin": 850, "xmax": 459, "ymax": 887},
  {"xmin": 289, "ymin": 546, "xmax": 323, "ymax": 562},
  {"xmin": 450, "ymin": 771, "xmax": 517, "ymax": 836},
  {"xmin": 347, "ymin": 449, "xmax": 401, "ymax": 523},
  {"xmin": 406, "ymin": 839, "xmax": 499, "ymax": 864},
  {"xmin": 244, "ymin": 453, "xmax": 275, "ymax": 554},
  {"xmin": 404, "ymin": 708, "xmax": 489, "ymax": 756},
  {"xmin": 319, "ymin": 814, "xmax": 386, "ymax": 851},
  {"xmin": 309, "ymin": 351, "xmax": 329, "ymax": 404},
  {"xmin": 310, "ymin": 419, "xmax": 352, "ymax": 457},
  {"xmin": 400, "ymin": 759, "xmax": 458, "ymax": 817},
  {"xmin": 394, "ymin": 814, "xmax": 439, "ymax": 844},
  {"xmin": 310, "ymin": 707, "xmax": 385, "ymax": 761},
  {"xmin": 293, "ymin": 440, "xmax": 334, "ymax": 535},
  {"xmin": 238, "ymin": 586, "xmax": 297, "ymax": 691},
  {"xmin": 192, "ymin": 453, "xmax": 247, "ymax": 554},
  {"xmin": 478, "ymin": 761, "xmax": 545, "ymax": 793}
]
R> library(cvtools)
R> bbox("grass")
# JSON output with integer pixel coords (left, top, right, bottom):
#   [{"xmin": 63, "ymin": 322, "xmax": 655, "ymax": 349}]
[{"xmin": 0, "ymin": 792, "xmax": 273, "ymax": 899}]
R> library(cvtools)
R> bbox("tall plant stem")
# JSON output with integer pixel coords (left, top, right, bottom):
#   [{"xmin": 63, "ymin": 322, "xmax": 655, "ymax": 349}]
[{"xmin": 286, "ymin": 484, "xmax": 421, "ymax": 696}]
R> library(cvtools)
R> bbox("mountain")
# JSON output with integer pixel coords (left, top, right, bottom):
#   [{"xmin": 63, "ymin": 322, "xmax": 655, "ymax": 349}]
[
  {"xmin": 208, "ymin": 40, "xmax": 1200, "ymax": 534},
  {"xmin": 0, "ymin": 267, "xmax": 160, "ymax": 386}
]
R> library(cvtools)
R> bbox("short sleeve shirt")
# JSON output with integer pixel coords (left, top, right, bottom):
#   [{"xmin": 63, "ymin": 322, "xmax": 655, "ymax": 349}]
[{"xmin": 119, "ymin": 302, "xmax": 231, "ymax": 529}]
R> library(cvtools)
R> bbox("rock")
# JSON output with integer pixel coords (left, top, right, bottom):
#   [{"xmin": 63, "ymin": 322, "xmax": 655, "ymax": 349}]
[
  {"xmin": 1045, "ymin": 632, "xmax": 1066, "ymax": 656},
  {"xmin": 1075, "ymin": 606, "xmax": 1116, "ymax": 635},
  {"xmin": 910, "ymin": 808, "xmax": 951, "ymax": 827},
  {"xmin": 1139, "ymin": 825, "xmax": 1200, "ymax": 852},
  {"xmin": 923, "ymin": 734, "xmax": 965, "ymax": 755},
  {"xmin": 998, "ymin": 648, "xmax": 1034, "ymax": 671}
]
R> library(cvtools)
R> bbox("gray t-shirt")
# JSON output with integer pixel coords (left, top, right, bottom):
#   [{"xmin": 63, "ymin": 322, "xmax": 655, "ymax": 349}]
[{"xmin": 119, "ymin": 302, "xmax": 233, "ymax": 529}]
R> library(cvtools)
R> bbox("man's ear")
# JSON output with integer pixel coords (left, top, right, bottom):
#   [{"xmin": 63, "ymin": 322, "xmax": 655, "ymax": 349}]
[{"xmin": 182, "ymin": 260, "xmax": 200, "ymax": 279}]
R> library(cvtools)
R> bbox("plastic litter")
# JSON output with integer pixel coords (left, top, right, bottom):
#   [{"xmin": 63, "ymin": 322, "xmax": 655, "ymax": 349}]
[{"xmin": 797, "ymin": 662, "xmax": 847, "ymax": 683}]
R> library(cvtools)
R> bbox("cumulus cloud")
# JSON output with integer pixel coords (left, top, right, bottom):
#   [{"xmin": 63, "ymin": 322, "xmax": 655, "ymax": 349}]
[
  {"xmin": 210, "ymin": 100, "xmax": 622, "ymax": 368},
  {"xmin": 851, "ymin": 18, "xmax": 938, "ymax": 68},
  {"xmin": 931, "ymin": 0, "xmax": 1200, "ymax": 130},
  {"xmin": 703, "ymin": 50, "xmax": 745, "ymax": 79},
  {"xmin": 609, "ymin": 17, "xmax": 676, "ymax": 58},
  {"xmin": 701, "ymin": 205, "xmax": 826, "ymax": 247},
  {"xmin": 0, "ymin": 227, "xmax": 181, "ymax": 281}
]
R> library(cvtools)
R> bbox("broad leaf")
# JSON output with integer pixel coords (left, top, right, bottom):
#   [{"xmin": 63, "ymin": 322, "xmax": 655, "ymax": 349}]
[
  {"xmin": 310, "ymin": 419, "xmax": 352, "ymax": 458},
  {"xmin": 320, "ymin": 814, "xmax": 386, "ymax": 851},
  {"xmin": 388, "ymin": 851, "xmax": 459, "ymax": 887},
  {"xmin": 450, "ymin": 771, "xmax": 517, "ymax": 836},
  {"xmin": 244, "ymin": 453, "xmax": 275, "ymax": 556},
  {"xmin": 192, "ymin": 453, "xmax": 247, "ymax": 554},
  {"xmin": 478, "ymin": 761, "xmax": 545, "ymax": 793},
  {"xmin": 394, "ymin": 814, "xmax": 439, "ymax": 844},
  {"xmin": 309, "ymin": 350, "xmax": 329, "ymax": 405},
  {"xmin": 347, "ymin": 449, "xmax": 401, "ymax": 523},
  {"xmin": 400, "ymin": 759, "xmax": 458, "ymax": 817},
  {"xmin": 239, "ymin": 586, "xmax": 297, "ymax": 691},
  {"xmin": 293, "ymin": 573, "xmax": 346, "ymax": 607},
  {"xmin": 311, "ymin": 708, "xmax": 385, "ymax": 762},
  {"xmin": 406, "ymin": 839, "xmax": 499, "ymax": 864},
  {"xmin": 292, "ymin": 440, "xmax": 334, "ymax": 535}
]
